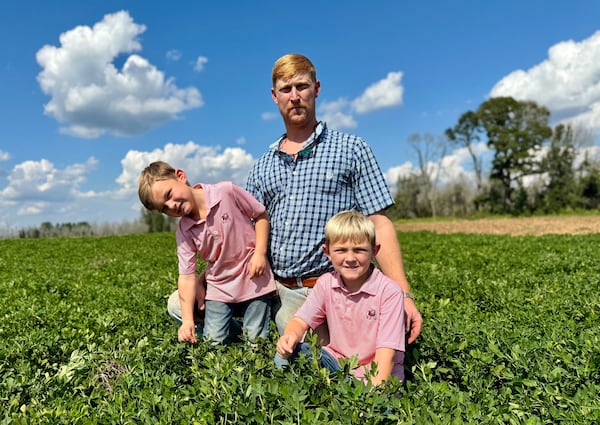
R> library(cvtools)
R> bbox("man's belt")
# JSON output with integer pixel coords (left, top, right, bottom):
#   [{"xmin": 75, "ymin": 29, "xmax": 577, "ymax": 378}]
[{"xmin": 275, "ymin": 275, "xmax": 318, "ymax": 288}]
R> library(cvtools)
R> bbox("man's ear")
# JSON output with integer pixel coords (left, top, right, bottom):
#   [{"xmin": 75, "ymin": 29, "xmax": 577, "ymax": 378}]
[
  {"xmin": 314, "ymin": 80, "xmax": 321, "ymax": 98},
  {"xmin": 271, "ymin": 87, "xmax": 278, "ymax": 104}
]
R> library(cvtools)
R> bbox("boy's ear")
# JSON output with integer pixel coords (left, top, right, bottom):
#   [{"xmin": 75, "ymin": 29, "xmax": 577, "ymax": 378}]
[
  {"xmin": 322, "ymin": 244, "xmax": 330, "ymax": 258},
  {"xmin": 175, "ymin": 168, "xmax": 187, "ymax": 182},
  {"xmin": 372, "ymin": 243, "xmax": 381, "ymax": 257}
]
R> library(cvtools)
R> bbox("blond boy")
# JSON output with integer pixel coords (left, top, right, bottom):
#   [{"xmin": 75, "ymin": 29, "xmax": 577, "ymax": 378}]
[
  {"xmin": 275, "ymin": 210, "xmax": 405, "ymax": 384},
  {"xmin": 139, "ymin": 161, "xmax": 276, "ymax": 344}
]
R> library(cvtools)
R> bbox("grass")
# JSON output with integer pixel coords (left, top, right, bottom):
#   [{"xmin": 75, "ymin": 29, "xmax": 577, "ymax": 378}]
[{"xmin": 1, "ymin": 231, "xmax": 599, "ymax": 424}]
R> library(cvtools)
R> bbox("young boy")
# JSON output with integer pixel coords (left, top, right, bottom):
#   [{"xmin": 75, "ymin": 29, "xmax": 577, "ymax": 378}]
[
  {"xmin": 138, "ymin": 161, "xmax": 276, "ymax": 344},
  {"xmin": 275, "ymin": 210, "xmax": 406, "ymax": 384}
]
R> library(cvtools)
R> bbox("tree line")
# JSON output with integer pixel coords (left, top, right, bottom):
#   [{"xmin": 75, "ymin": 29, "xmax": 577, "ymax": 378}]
[
  {"xmin": 389, "ymin": 96, "xmax": 600, "ymax": 219},
  {"xmin": 13, "ymin": 210, "xmax": 176, "ymax": 239},
  {"xmin": 11, "ymin": 95, "xmax": 600, "ymax": 238}
]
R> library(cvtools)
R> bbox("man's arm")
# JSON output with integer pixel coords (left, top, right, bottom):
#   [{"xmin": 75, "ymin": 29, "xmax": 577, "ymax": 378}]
[{"xmin": 368, "ymin": 212, "xmax": 422, "ymax": 344}]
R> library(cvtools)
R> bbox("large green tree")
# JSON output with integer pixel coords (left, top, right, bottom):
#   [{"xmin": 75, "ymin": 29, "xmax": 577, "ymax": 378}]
[{"xmin": 476, "ymin": 97, "xmax": 552, "ymax": 213}]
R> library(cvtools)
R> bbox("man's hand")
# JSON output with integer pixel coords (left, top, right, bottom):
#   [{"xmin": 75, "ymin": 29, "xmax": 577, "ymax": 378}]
[
  {"xmin": 404, "ymin": 298, "xmax": 422, "ymax": 344},
  {"xmin": 178, "ymin": 320, "xmax": 197, "ymax": 344}
]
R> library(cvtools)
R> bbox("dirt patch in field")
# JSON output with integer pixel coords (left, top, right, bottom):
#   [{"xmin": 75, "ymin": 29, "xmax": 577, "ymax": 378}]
[{"xmin": 394, "ymin": 215, "xmax": 600, "ymax": 236}]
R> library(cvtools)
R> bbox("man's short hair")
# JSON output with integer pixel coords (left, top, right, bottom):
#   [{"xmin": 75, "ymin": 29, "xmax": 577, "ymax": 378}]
[{"xmin": 272, "ymin": 53, "xmax": 317, "ymax": 87}]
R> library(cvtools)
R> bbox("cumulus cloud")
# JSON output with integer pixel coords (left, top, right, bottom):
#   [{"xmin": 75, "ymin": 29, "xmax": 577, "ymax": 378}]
[
  {"xmin": 317, "ymin": 71, "xmax": 404, "ymax": 130},
  {"xmin": 490, "ymin": 30, "xmax": 600, "ymax": 133},
  {"xmin": 35, "ymin": 10, "xmax": 203, "ymax": 138},
  {"xmin": 352, "ymin": 72, "xmax": 404, "ymax": 114},
  {"xmin": 116, "ymin": 142, "xmax": 256, "ymax": 198},
  {"xmin": 194, "ymin": 56, "xmax": 208, "ymax": 72},
  {"xmin": 0, "ymin": 157, "xmax": 98, "ymax": 216},
  {"xmin": 383, "ymin": 142, "xmax": 491, "ymax": 195}
]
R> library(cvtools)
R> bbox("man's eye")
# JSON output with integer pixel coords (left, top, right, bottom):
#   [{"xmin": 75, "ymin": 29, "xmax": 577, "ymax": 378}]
[
  {"xmin": 279, "ymin": 87, "xmax": 291, "ymax": 93},
  {"xmin": 297, "ymin": 84, "xmax": 309, "ymax": 91}
]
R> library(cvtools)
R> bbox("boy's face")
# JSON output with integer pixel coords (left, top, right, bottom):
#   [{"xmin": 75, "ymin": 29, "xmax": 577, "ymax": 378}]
[
  {"xmin": 150, "ymin": 170, "xmax": 194, "ymax": 218},
  {"xmin": 323, "ymin": 238, "xmax": 380, "ymax": 288}
]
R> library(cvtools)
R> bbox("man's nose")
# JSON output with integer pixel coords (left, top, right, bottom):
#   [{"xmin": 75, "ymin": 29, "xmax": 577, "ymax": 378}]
[{"xmin": 290, "ymin": 87, "xmax": 301, "ymax": 100}]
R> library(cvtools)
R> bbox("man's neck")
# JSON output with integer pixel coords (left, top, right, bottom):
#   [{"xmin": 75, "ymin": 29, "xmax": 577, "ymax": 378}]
[{"xmin": 284, "ymin": 120, "xmax": 318, "ymax": 144}]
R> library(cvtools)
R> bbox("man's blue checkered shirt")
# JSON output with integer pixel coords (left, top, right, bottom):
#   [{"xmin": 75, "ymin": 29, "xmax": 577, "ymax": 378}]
[{"xmin": 246, "ymin": 121, "xmax": 394, "ymax": 278}]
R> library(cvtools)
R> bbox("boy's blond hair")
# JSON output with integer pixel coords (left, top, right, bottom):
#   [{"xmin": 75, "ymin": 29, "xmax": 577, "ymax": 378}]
[
  {"xmin": 272, "ymin": 53, "xmax": 317, "ymax": 87},
  {"xmin": 324, "ymin": 210, "xmax": 376, "ymax": 247},
  {"xmin": 138, "ymin": 161, "xmax": 177, "ymax": 211}
]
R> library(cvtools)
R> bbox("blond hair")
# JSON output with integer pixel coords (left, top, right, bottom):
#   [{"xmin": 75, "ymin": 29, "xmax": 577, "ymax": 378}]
[
  {"xmin": 272, "ymin": 53, "xmax": 317, "ymax": 87},
  {"xmin": 324, "ymin": 210, "xmax": 376, "ymax": 247},
  {"xmin": 138, "ymin": 161, "xmax": 177, "ymax": 210}
]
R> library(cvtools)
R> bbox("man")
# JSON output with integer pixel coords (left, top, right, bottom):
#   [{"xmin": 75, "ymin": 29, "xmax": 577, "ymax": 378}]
[{"xmin": 246, "ymin": 53, "xmax": 422, "ymax": 344}]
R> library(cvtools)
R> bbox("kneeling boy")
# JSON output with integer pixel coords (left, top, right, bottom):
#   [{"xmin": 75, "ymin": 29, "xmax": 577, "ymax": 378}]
[{"xmin": 275, "ymin": 210, "xmax": 406, "ymax": 384}]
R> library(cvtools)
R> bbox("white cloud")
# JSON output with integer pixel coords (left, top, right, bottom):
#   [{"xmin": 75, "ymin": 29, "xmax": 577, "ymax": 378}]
[
  {"xmin": 490, "ymin": 30, "xmax": 600, "ymax": 133},
  {"xmin": 194, "ymin": 56, "xmax": 208, "ymax": 72},
  {"xmin": 352, "ymin": 72, "xmax": 404, "ymax": 114},
  {"xmin": 319, "ymin": 98, "xmax": 357, "ymax": 130},
  {"xmin": 35, "ymin": 10, "xmax": 202, "ymax": 138},
  {"xmin": 0, "ymin": 157, "xmax": 98, "ymax": 214},
  {"xmin": 117, "ymin": 142, "xmax": 256, "ymax": 199},
  {"xmin": 317, "ymin": 72, "xmax": 404, "ymax": 130},
  {"xmin": 166, "ymin": 49, "xmax": 182, "ymax": 61},
  {"xmin": 0, "ymin": 151, "xmax": 9, "ymax": 161}
]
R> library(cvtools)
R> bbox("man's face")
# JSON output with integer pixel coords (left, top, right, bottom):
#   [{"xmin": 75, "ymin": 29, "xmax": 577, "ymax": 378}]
[{"xmin": 272, "ymin": 71, "xmax": 320, "ymax": 127}]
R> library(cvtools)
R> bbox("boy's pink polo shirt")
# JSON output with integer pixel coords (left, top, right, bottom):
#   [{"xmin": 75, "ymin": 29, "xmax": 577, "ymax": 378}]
[
  {"xmin": 295, "ymin": 267, "xmax": 405, "ymax": 380},
  {"xmin": 176, "ymin": 181, "xmax": 276, "ymax": 303}
]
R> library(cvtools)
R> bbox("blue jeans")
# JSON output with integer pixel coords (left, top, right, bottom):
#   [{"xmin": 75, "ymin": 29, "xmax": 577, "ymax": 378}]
[
  {"xmin": 204, "ymin": 292, "xmax": 273, "ymax": 344},
  {"xmin": 166, "ymin": 289, "xmax": 241, "ymax": 340},
  {"xmin": 274, "ymin": 342, "xmax": 342, "ymax": 375}
]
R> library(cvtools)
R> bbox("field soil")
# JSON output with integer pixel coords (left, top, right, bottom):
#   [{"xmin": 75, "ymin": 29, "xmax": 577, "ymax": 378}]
[{"xmin": 394, "ymin": 215, "xmax": 600, "ymax": 236}]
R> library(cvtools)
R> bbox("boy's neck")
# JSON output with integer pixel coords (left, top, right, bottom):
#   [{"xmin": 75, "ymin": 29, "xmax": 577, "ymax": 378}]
[{"xmin": 190, "ymin": 185, "xmax": 207, "ymax": 221}]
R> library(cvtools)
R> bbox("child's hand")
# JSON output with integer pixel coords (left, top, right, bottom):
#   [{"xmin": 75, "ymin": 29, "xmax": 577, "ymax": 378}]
[
  {"xmin": 276, "ymin": 334, "xmax": 298, "ymax": 359},
  {"xmin": 196, "ymin": 275, "xmax": 206, "ymax": 311},
  {"xmin": 247, "ymin": 252, "xmax": 266, "ymax": 278},
  {"xmin": 178, "ymin": 320, "xmax": 197, "ymax": 344}
]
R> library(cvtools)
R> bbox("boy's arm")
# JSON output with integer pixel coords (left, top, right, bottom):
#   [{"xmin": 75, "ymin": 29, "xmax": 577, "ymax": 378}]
[
  {"xmin": 368, "ymin": 212, "xmax": 422, "ymax": 344},
  {"xmin": 371, "ymin": 347, "xmax": 396, "ymax": 385},
  {"xmin": 178, "ymin": 273, "xmax": 197, "ymax": 344},
  {"xmin": 248, "ymin": 212, "xmax": 269, "ymax": 278},
  {"xmin": 276, "ymin": 317, "xmax": 310, "ymax": 359}
]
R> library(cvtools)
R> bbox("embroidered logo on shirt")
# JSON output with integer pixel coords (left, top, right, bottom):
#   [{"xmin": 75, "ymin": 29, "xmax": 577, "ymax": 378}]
[
  {"xmin": 366, "ymin": 309, "xmax": 377, "ymax": 320},
  {"xmin": 221, "ymin": 213, "xmax": 230, "ymax": 223}
]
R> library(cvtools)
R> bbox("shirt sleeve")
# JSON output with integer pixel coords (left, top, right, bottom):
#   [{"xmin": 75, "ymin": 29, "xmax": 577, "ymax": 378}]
[
  {"xmin": 376, "ymin": 282, "xmax": 405, "ymax": 352},
  {"xmin": 176, "ymin": 223, "xmax": 198, "ymax": 275},
  {"xmin": 229, "ymin": 182, "xmax": 266, "ymax": 219},
  {"xmin": 352, "ymin": 139, "xmax": 395, "ymax": 216}
]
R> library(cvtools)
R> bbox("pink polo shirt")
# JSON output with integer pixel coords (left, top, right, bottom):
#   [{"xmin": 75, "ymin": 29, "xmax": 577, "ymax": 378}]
[
  {"xmin": 295, "ymin": 267, "xmax": 405, "ymax": 381},
  {"xmin": 176, "ymin": 181, "xmax": 276, "ymax": 303}
]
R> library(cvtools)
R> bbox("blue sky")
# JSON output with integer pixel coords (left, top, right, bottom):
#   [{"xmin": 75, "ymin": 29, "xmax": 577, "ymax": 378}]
[{"xmin": 2, "ymin": 1, "xmax": 600, "ymax": 233}]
